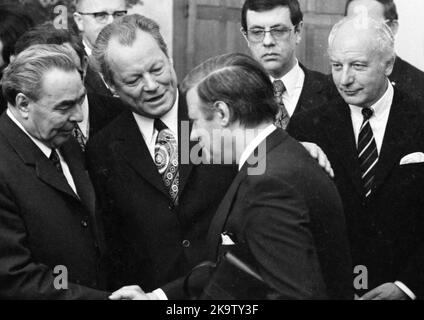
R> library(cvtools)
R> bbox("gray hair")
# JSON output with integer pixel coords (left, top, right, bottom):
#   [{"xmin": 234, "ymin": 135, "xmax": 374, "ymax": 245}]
[
  {"xmin": 92, "ymin": 14, "xmax": 169, "ymax": 86},
  {"xmin": 1, "ymin": 44, "xmax": 80, "ymax": 106},
  {"xmin": 328, "ymin": 15, "xmax": 395, "ymax": 62}
]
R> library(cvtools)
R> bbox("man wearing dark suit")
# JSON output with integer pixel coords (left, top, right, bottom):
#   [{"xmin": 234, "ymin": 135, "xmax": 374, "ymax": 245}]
[
  {"xmin": 345, "ymin": 0, "xmax": 424, "ymax": 102},
  {"xmin": 109, "ymin": 53, "xmax": 353, "ymax": 300},
  {"xmin": 13, "ymin": 22, "xmax": 125, "ymax": 149},
  {"xmin": 86, "ymin": 14, "xmax": 237, "ymax": 299},
  {"xmin": 0, "ymin": 44, "xmax": 109, "ymax": 299},
  {"xmin": 240, "ymin": 0, "xmax": 331, "ymax": 129},
  {"xmin": 288, "ymin": 16, "xmax": 424, "ymax": 300},
  {"xmin": 73, "ymin": 0, "xmax": 128, "ymax": 98}
]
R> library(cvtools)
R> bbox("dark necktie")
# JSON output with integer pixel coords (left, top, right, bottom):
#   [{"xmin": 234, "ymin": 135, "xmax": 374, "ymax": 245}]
[
  {"xmin": 154, "ymin": 119, "xmax": 179, "ymax": 204},
  {"xmin": 273, "ymin": 80, "xmax": 290, "ymax": 129},
  {"xmin": 73, "ymin": 124, "xmax": 87, "ymax": 152},
  {"xmin": 49, "ymin": 149, "xmax": 63, "ymax": 174},
  {"xmin": 358, "ymin": 107, "xmax": 379, "ymax": 198}
]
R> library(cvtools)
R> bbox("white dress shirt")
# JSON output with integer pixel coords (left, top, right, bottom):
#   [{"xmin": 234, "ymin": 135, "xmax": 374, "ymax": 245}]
[
  {"xmin": 348, "ymin": 81, "xmax": 416, "ymax": 300},
  {"xmin": 133, "ymin": 92, "xmax": 179, "ymax": 161},
  {"xmin": 270, "ymin": 60, "xmax": 305, "ymax": 117},
  {"xmin": 349, "ymin": 80, "xmax": 394, "ymax": 155},
  {"xmin": 78, "ymin": 95, "xmax": 90, "ymax": 140},
  {"xmin": 7, "ymin": 109, "xmax": 79, "ymax": 197},
  {"xmin": 238, "ymin": 124, "xmax": 277, "ymax": 171}
]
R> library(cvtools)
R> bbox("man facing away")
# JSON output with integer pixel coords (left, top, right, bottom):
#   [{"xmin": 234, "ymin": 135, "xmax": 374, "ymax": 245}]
[{"xmin": 109, "ymin": 53, "xmax": 353, "ymax": 300}]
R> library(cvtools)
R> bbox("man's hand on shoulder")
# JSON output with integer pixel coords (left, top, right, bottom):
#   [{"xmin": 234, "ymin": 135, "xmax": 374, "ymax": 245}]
[{"xmin": 300, "ymin": 142, "xmax": 334, "ymax": 178}]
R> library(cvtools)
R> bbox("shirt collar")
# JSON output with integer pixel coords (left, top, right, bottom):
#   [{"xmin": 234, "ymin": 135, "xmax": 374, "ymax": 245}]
[
  {"xmin": 83, "ymin": 39, "xmax": 92, "ymax": 56},
  {"xmin": 78, "ymin": 95, "xmax": 89, "ymax": 138},
  {"xmin": 132, "ymin": 91, "xmax": 179, "ymax": 144},
  {"xmin": 270, "ymin": 60, "xmax": 303, "ymax": 97},
  {"xmin": 349, "ymin": 80, "xmax": 394, "ymax": 119},
  {"xmin": 238, "ymin": 124, "xmax": 277, "ymax": 171},
  {"xmin": 6, "ymin": 108, "xmax": 52, "ymax": 158}
]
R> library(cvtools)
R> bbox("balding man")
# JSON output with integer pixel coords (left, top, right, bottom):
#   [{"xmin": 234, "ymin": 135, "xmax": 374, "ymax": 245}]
[
  {"xmin": 345, "ymin": 0, "xmax": 424, "ymax": 102},
  {"xmin": 288, "ymin": 16, "xmax": 424, "ymax": 300},
  {"xmin": 73, "ymin": 0, "xmax": 127, "ymax": 97}
]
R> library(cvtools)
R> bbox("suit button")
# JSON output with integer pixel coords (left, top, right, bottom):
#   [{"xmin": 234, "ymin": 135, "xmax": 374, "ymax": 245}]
[
  {"xmin": 81, "ymin": 220, "xmax": 89, "ymax": 228},
  {"xmin": 182, "ymin": 240, "xmax": 191, "ymax": 248}
]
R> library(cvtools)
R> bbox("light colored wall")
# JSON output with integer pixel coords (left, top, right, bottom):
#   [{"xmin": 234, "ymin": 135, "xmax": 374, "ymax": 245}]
[
  {"xmin": 395, "ymin": 0, "xmax": 424, "ymax": 71},
  {"xmin": 129, "ymin": 0, "xmax": 174, "ymax": 56}
]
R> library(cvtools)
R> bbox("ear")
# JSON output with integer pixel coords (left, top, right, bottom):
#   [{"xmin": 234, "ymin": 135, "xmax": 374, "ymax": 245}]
[
  {"xmin": 389, "ymin": 20, "xmax": 399, "ymax": 36},
  {"xmin": 73, "ymin": 12, "xmax": 84, "ymax": 32},
  {"xmin": 383, "ymin": 54, "xmax": 396, "ymax": 77},
  {"xmin": 240, "ymin": 27, "xmax": 250, "ymax": 47},
  {"xmin": 294, "ymin": 21, "xmax": 303, "ymax": 45},
  {"xmin": 15, "ymin": 93, "xmax": 31, "ymax": 119},
  {"xmin": 213, "ymin": 101, "xmax": 231, "ymax": 127}
]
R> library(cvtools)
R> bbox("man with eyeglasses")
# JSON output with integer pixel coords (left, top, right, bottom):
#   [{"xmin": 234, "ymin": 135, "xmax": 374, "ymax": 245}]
[
  {"xmin": 241, "ymin": 0, "xmax": 332, "ymax": 130},
  {"xmin": 345, "ymin": 0, "xmax": 424, "ymax": 103},
  {"xmin": 73, "ymin": 0, "xmax": 127, "ymax": 97}
]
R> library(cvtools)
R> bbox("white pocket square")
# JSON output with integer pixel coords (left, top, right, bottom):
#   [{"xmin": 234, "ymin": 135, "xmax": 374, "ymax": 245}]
[
  {"xmin": 221, "ymin": 233, "xmax": 236, "ymax": 245},
  {"xmin": 400, "ymin": 152, "xmax": 424, "ymax": 165}
]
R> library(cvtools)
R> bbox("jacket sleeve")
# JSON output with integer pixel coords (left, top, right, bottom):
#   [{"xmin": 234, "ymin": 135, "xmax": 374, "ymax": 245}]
[{"xmin": 0, "ymin": 179, "xmax": 110, "ymax": 300}]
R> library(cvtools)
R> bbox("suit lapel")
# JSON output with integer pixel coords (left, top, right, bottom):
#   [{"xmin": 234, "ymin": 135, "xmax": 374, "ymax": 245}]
[
  {"xmin": 61, "ymin": 139, "xmax": 95, "ymax": 213},
  {"xmin": 294, "ymin": 64, "xmax": 327, "ymax": 116},
  {"xmin": 206, "ymin": 169, "xmax": 246, "ymax": 260},
  {"xmin": 113, "ymin": 111, "xmax": 169, "ymax": 198},
  {"xmin": 177, "ymin": 93, "xmax": 195, "ymax": 195},
  {"xmin": 206, "ymin": 129, "xmax": 286, "ymax": 260},
  {"xmin": 0, "ymin": 114, "xmax": 80, "ymax": 201},
  {"xmin": 373, "ymin": 90, "xmax": 420, "ymax": 195},
  {"xmin": 324, "ymin": 99, "xmax": 364, "ymax": 197}
]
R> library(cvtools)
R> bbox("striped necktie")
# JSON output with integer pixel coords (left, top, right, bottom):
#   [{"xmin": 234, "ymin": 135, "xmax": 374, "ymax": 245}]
[{"xmin": 358, "ymin": 107, "xmax": 379, "ymax": 198}]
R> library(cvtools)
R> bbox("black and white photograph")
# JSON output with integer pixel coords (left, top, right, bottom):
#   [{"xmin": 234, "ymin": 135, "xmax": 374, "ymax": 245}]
[{"xmin": 0, "ymin": 0, "xmax": 424, "ymax": 309}]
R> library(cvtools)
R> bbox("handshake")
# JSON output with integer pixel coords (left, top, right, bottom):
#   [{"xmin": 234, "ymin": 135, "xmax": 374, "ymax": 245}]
[{"xmin": 109, "ymin": 285, "xmax": 161, "ymax": 300}]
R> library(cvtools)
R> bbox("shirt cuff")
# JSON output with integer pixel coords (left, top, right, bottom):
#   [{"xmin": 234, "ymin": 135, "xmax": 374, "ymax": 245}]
[
  {"xmin": 152, "ymin": 288, "xmax": 168, "ymax": 300},
  {"xmin": 394, "ymin": 281, "xmax": 416, "ymax": 300}
]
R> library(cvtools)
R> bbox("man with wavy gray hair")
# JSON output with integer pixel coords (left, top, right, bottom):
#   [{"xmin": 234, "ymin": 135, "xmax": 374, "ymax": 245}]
[
  {"xmin": 0, "ymin": 44, "xmax": 109, "ymax": 299},
  {"xmin": 288, "ymin": 15, "xmax": 424, "ymax": 300}
]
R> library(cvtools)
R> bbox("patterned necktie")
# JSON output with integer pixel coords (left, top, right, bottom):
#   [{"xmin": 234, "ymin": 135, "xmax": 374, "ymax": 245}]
[
  {"xmin": 49, "ymin": 149, "xmax": 63, "ymax": 174},
  {"xmin": 273, "ymin": 80, "xmax": 290, "ymax": 129},
  {"xmin": 358, "ymin": 107, "xmax": 379, "ymax": 198},
  {"xmin": 154, "ymin": 119, "xmax": 179, "ymax": 203},
  {"xmin": 73, "ymin": 124, "xmax": 87, "ymax": 152}
]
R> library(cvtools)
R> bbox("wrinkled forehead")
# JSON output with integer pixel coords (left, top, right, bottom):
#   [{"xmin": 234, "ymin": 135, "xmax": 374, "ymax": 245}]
[{"xmin": 346, "ymin": 0, "xmax": 385, "ymax": 21}]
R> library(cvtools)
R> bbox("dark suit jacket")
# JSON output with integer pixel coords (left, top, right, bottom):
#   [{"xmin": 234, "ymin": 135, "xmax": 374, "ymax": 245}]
[
  {"xmin": 0, "ymin": 114, "xmax": 109, "ymax": 299},
  {"xmin": 197, "ymin": 129, "xmax": 352, "ymax": 300},
  {"xmin": 292, "ymin": 64, "xmax": 333, "ymax": 117},
  {"xmin": 390, "ymin": 56, "xmax": 424, "ymax": 102},
  {"xmin": 288, "ymin": 89, "xmax": 424, "ymax": 298},
  {"xmin": 86, "ymin": 94, "xmax": 237, "ymax": 298},
  {"xmin": 85, "ymin": 64, "xmax": 113, "ymax": 98},
  {"xmin": 86, "ymin": 93, "xmax": 125, "ymax": 139}
]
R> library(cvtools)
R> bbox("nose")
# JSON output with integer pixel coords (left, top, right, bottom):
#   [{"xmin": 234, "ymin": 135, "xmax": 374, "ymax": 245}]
[
  {"xmin": 339, "ymin": 66, "xmax": 354, "ymax": 87},
  {"xmin": 106, "ymin": 14, "xmax": 115, "ymax": 24},
  {"xmin": 263, "ymin": 31, "xmax": 275, "ymax": 47},
  {"xmin": 70, "ymin": 102, "xmax": 84, "ymax": 123},
  {"xmin": 143, "ymin": 73, "xmax": 160, "ymax": 92}
]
